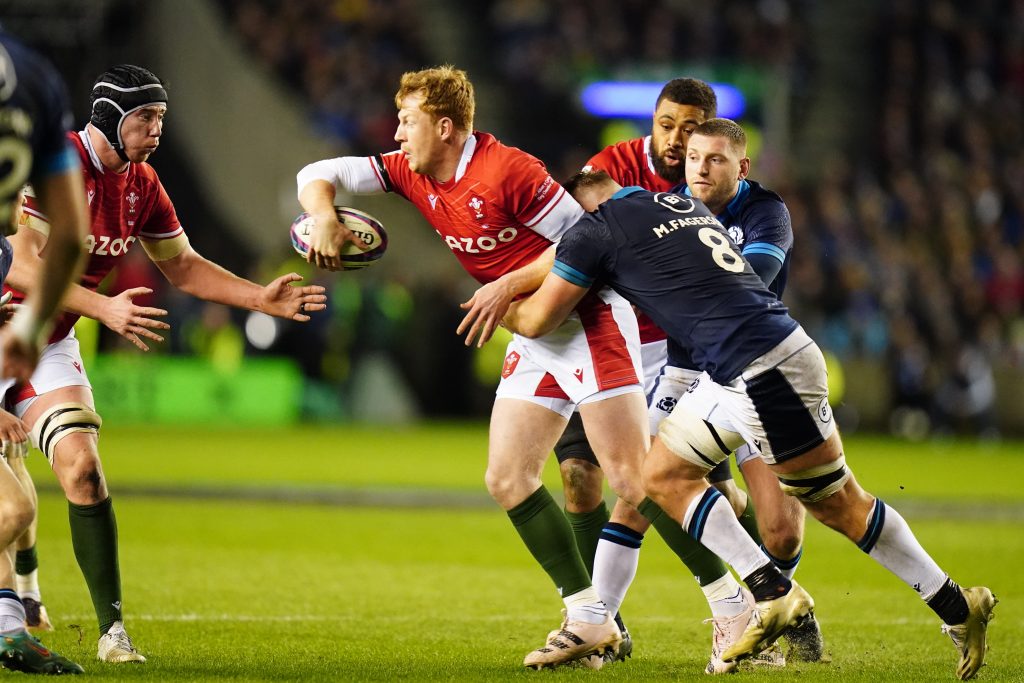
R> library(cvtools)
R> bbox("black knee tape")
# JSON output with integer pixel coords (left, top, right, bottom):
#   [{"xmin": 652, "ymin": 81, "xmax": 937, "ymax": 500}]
[
  {"xmin": 706, "ymin": 459, "xmax": 734, "ymax": 483},
  {"xmin": 554, "ymin": 412, "xmax": 600, "ymax": 466}
]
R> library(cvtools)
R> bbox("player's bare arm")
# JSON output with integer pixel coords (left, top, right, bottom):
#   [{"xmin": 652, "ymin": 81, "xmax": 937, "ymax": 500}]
[
  {"xmin": 153, "ymin": 244, "xmax": 327, "ymax": 322},
  {"xmin": 0, "ymin": 172, "xmax": 88, "ymax": 378},
  {"xmin": 501, "ymin": 271, "xmax": 589, "ymax": 339},
  {"xmin": 5, "ymin": 217, "xmax": 170, "ymax": 352},
  {"xmin": 297, "ymin": 178, "xmax": 370, "ymax": 272},
  {"xmin": 458, "ymin": 245, "xmax": 556, "ymax": 348}
]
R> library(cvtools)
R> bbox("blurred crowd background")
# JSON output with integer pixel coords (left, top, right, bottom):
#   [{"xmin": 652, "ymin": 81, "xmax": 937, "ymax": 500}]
[{"xmin": 4, "ymin": 0, "xmax": 1024, "ymax": 437}]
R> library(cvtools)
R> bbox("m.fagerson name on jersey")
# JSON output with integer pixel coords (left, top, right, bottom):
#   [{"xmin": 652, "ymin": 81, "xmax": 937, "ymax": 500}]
[{"xmin": 653, "ymin": 215, "xmax": 720, "ymax": 238}]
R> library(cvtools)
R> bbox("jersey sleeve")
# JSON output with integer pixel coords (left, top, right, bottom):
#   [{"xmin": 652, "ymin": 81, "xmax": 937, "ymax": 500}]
[
  {"xmin": 551, "ymin": 216, "xmax": 613, "ymax": 289},
  {"xmin": 138, "ymin": 178, "xmax": 188, "ymax": 261},
  {"xmin": 502, "ymin": 152, "xmax": 583, "ymax": 243},
  {"xmin": 739, "ymin": 197, "xmax": 793, "ymax": 264},
  {"xmin": 296, "ymin": 153, "xmax": 397, "ymax": 200}
]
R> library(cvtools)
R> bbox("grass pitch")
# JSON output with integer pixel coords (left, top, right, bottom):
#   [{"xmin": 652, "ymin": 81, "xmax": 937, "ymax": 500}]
[{"xmin": 22, "ymin": 425, "xmax": 1024, "ymax": 681}]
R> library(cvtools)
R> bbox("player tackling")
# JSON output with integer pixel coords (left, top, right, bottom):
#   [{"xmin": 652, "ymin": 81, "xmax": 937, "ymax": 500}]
[{"xmin": 503, "ymin": 170, "xmax": 997, "ymax": 681}]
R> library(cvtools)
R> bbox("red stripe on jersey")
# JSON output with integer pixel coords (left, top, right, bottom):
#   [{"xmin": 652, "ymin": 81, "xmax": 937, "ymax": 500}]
[
  {"xmin": 139, "ymin": 226, "xmax": 184, "ymax": 240},
  {"xmin": 535, "ymin": 372, "xmax": 570, "ymax": 400},
  {"xmin": 577, "ymin": 296, "xmax": 639, "ymax": 390},
  {"xmin": 523, "ymin": 185, "xmax": 565, "ymax": 227}
]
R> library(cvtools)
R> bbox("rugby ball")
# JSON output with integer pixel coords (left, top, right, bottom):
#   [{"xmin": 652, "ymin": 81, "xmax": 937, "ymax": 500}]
[{"xmin": 290, "ymin": 206, "xmax": 388, "ymax": 270}]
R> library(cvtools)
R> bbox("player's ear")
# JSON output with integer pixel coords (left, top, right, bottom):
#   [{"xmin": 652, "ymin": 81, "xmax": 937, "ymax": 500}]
[
  {"xmin": 437, "ymin": 116, "xmax": 454, "ymax": 140},
  {"xmin": 738, "ymin": 157, "xmax": 751, "ymax": 180}
]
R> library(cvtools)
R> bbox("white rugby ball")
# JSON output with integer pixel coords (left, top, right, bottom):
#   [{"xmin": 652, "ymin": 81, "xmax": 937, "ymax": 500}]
[{"xmin": 290, "ymin": 206, "xmax": 388, "ymax": 270}]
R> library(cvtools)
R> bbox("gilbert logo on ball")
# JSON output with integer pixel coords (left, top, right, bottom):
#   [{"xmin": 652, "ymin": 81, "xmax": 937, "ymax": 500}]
[{"xmin": 290, "ymin": 206, "xmax": 388, "ymax": 270}]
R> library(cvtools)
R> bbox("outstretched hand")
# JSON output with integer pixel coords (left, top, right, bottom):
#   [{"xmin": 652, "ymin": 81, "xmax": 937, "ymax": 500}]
[
  {"xmin": 100, "ymin": 287, "xmax": 170, "ymax": 352},
  {"xmin": 258, "ymin": 273, "xmax": 327, "ymax": 321},
  {"xmin": 457, "ymin": 278, "xmax": 515, "ymax": 348}
]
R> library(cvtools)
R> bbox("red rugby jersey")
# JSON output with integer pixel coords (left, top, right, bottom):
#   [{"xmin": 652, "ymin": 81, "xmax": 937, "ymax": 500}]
[
  {"xmin": 584, "ymin": 136, "xmax": 675, "ymax": 195},
  {"xmin": 14, "ymin": 129, "xmax": 184, "ymax": 342},
  {"xmin": 373, "ymin": 132, "xmax": 581, "ymax": 285}
]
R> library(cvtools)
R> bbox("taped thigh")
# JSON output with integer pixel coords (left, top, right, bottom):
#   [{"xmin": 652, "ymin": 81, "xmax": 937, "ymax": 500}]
[
  {"xmin": 658, "ymin": 407, "xmax": 745, "ymax": 471},
  {"xmin": 777, "ymin": 455, "xmax": 851, "ymax": 503},
  {"xmin": 30, "ymin": 402, "xmax": 102, "ymax": 465}
]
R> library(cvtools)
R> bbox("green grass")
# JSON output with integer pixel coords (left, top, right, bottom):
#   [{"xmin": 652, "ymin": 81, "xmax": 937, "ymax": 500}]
[{"xmin": 20, "ymin": 426, "xmax": 1024, "ymax": 680}]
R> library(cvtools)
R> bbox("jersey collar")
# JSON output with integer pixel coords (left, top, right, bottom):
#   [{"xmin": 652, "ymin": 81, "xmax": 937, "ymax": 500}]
[
  {"xmin": 642, "ymin": 135, "xmax": 656, "ymax": 175},
  {"xmin": 80, "ymin": 127, "xmax": 130, "ymax": 176},
  {"xmin": 451, "ymin": 133, "xmax": 478, "ymax": 183},
  {"xmin": 612, "ymin": 186, "xmax": 645, "ymax": 200},
  {"xmin": 682, "ymin": 179, "xmax": 750, "ymax": 221},
  {"xmin": 79, "ymin": 129, "xmax": 105, "ymax": 173}
]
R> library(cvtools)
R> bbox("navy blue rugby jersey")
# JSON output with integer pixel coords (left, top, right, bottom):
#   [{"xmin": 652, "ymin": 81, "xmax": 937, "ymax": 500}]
[
  {"xmin": 0, "ymin": 31, "xmax": 77, "ymax": 231},
  {"xmin": 683, "ymin": 178, "xmax": 792, "ymax": 299},
  {"xmin": 668, "ymin": 178, "xmax": 793, "ymax": 370},
  {"xmin": 552, "ymin": 187, "xmax": 797, "ymax": 384}
]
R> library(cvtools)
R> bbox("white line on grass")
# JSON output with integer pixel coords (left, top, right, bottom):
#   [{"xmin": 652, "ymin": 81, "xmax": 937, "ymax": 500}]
[{"xmin": 57, "ymin": 613, "xmax": 940, "ymax": 626}]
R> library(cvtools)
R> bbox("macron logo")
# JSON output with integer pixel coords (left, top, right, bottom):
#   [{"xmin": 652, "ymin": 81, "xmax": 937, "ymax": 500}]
[
  {"xmin": 573, "ymin": 368, "xmax": 584, "ymax": 382},
  {"xmin": 428, "ymin": 193, "xmax": 438, "ymax": 209}
]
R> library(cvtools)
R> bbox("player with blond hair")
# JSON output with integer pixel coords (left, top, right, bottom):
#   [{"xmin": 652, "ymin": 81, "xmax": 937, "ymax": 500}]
[{"xmin": 298, "ymin": 65, "xmax": 658, "ymax": 669}]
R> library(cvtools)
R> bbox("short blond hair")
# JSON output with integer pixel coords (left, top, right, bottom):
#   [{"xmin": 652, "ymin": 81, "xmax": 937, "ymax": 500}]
[
  {"xmin": 395, "ymin": 65, "xmax": 475, "ymax": 133},
  {"xmin": 694, "ymin": 118, "xmax": 747, "ymax": 150}
]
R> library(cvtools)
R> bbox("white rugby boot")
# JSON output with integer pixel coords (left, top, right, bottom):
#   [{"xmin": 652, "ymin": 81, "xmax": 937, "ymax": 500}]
[
  {"xmin": 704, "ymin": 587, "xmax": 756, "ymax": 675},
  {"xmin": 523, "ymin": 610, "xmax": 620, "ymax": 669},
  {"xmin": 97, "ymin": 621, "xmax": 146, "ymax": 663}
]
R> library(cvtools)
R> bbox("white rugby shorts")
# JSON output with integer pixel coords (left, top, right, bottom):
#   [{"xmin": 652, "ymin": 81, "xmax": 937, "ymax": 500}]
[
  {"xmin": 0, "ymin": 332, "xmax": 92, "ymax": 417},
  {"xmin": 496, "ymin": 287, "xmax": 643, "ymax": 417},
  {"xmin": 667, "ymin": 326, "xmax": 835, "ymax": 465},
  {"xmin": 648, "ymin": 364, "xmax": 760, "ymax": 466},
  {"xmin": 640, "ymin": 338, "xmax": 667, "ymax": 398}
]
